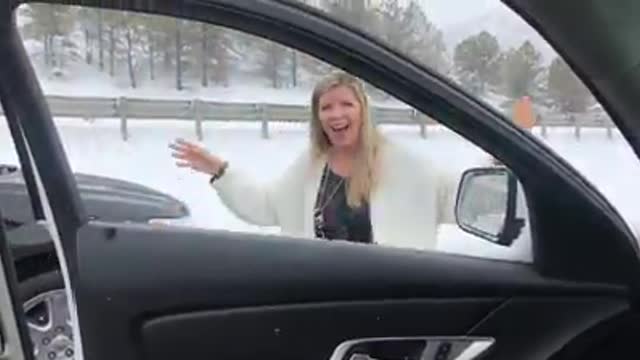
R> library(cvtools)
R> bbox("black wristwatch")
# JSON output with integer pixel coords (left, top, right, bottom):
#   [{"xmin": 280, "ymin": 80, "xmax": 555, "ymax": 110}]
[{"xmin": 209, "ymin": 161, "xmax": 229, "ymax": 185}]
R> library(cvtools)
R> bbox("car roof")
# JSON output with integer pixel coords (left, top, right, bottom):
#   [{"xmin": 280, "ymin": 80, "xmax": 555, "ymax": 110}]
[{"xmin": 506, "ymin": 0, "xmax": 640, "ymax": 160}]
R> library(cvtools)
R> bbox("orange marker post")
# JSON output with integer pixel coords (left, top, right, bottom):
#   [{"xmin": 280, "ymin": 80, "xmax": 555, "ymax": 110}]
[{"xmin": 513, "ymin": 96, "xmax": 536, "ymax": 130}]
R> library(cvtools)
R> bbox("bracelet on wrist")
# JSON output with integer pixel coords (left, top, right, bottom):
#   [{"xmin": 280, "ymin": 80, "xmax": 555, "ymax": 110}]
[{"xmin": 209, "ymin": 161, "xmax": 229, "ymax": 185}]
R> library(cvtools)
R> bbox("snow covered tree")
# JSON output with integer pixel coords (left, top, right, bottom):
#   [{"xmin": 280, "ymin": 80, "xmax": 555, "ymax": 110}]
[
  {"xmin": 454, "ymin": 31, "xmax": 502, "ymax": 95},
  {"xmin": 207, "ymin": 26, "xmax": 235, "ymax": 86},
  {"xmin": 262, "ymin": 40, "xmax": 289, "ymax": 88},
  {"xmin": 97, "ymin": 9, "xmax": 105, "ymax": 71},
  {"xmin": 77, "ymin": 7, "xmax": 98, "ymax": 65},
  {"xmin": 121, "ymin": 13, "xmax": 146, "ymax": 88},
  {"xmin": 198, "ymin": 22, "xmax": 210, "ymax": 87},
  {"xmin": 20, "ymin": 4, "xmax": 76, "ymax": 68},
  {"xmin": 140, "ymin": 14, "xmax": 170, "ymax": 81},
  {"xmin": 175, "ymin": 18, "xmax": 184, "ymax": 90},
  {"xmin": 100, "ymin": 9, "xmax": 125, "ymax": 77},
  {"xmin": 502, "ymin": 41, "xmax": 543, "ymax": 99},
  {"xmin": 323, "ymin": 0, "xmax": 375, "ymax": 32},
  {"xmin": 180, "ymin": 22, "xmax": 236, "ymax": 87},
  {"xmin": 237, "ymin": 32, "xmax": 288, "ymax": 88},
  {"xmin": 299, "ymin": 51, "xmax": 334, "ymax": 82},
  {"xmin": 140, "ymin": 15, "xmax": 187, "ymax": 90},
  {"xmin": 547, "ymin": 56, "xmax": 593, "ymax": 113},
  {"xmin": 375, "ymin": 0, "xmax": 447, "ymax": 72}
]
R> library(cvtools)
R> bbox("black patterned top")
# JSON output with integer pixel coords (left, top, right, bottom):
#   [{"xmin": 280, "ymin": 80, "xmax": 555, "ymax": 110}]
[{"xmin": 313, "ymin": 165, "xmax": 373, "ymax": 244}]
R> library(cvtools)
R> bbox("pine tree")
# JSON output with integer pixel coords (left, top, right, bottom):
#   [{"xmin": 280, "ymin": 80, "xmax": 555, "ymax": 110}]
[
  {"xmin": 502, "ymin": 41, "xmax": 543, "ymax": 99},
  {"xmin": 101, "ymin": 9, "xmax": 124, "ymax": 77},
  {"xmin": 547, "ymin": 57, "xmax": 593, "ymax": 113},
  {"xmin": 142, "ymin": 14, "xmax": 169, "ymax": 81},
  {"xmin": 401, "ymin": 1, "xmax": 448, "ymax": 72},
  {"xmin": 77, "ymin": 8, "xmax": 96, "ymax": 65},
  {"xmin": 199, "ymin": 23, "xmax": 210, "ymax": 87},
  {"xmin": 376, "ymin": 0, "xmax": 447, "ymax": 72},
  {"xmin": 323, "ymin": 0, "xmax": 375, "ymax": 32},
  {"xmin": 248, "ymin": 34, "xmax": 288, "ymax": 88},
  {"xmin": 299, "ymin": 52, "xmax": 334, "ymax": 82},
  {"xmin": 20, "ymin": 4, "xmax": 76, "ymax": 69},
  {"xmin": 454, "ymin": 31, "xmax": 502, "ymax": 95},
  {"xmin": 265, "ymin": 41, "xmax": 288, "ymax": 88},
  {"xmin": 208, "ymin": 26, "xmax": 235, "ymax": 86},
  {"xmin": 122, "ymin": 13, "xmax": 145, "ymax": 89},
  {"xmin": 97, "ymin": 9, "xmax": 104, "ymax": 71},
  {"xmin": 175, "ymin": 18, "xmax": 183, "ymax": 90}
]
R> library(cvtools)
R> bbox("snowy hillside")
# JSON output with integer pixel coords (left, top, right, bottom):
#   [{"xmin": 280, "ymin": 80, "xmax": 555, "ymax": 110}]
[
  {"xmin": 33, "ymin": 60, "xmax": 317, "ymax": 104},
  {"xmin": 15, "ymin": 1, "xmax": 566, "ymax": 109}
]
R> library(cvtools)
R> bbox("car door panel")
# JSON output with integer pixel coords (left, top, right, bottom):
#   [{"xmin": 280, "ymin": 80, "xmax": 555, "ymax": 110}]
[
  {"xmin": 71, "ymin": 222, "xmax": 629, "ymax": 360},
  {"xmin": 141, "ymin": 299, "xmax": 499, "ymax": 360},
  {"xmin": 75, "ymin": 222, "xmax": 627, "ymax": 306},
  {"xmin": 139, "ymin": 298, "xmax": 627, "ymax": 360}
]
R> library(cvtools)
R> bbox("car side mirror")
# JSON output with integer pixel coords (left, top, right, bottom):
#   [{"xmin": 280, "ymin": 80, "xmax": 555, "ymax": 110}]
[{"xmin": 455, "ymin": 167, "xmax": 525, "ymax": 247}]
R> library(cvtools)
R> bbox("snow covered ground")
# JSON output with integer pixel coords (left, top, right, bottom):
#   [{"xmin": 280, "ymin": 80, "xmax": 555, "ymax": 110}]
[{"xmin": 1, "ymin": 117, "xmax": 638, "ymax": 261}]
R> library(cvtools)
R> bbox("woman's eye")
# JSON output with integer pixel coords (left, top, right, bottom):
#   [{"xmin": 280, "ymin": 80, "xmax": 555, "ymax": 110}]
[{"xmin": 341, "ymin": 101, "xmax": 354, "ymax": 107}]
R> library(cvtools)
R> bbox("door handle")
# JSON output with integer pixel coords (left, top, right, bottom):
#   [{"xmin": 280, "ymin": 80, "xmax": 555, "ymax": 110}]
[
  {"xmin": 330, "ymin": 336, "xmax": 494, "ymax": 360},
  {"xmin": 349, "ymin": 355, "xmax": 378, "ymax": 360}
]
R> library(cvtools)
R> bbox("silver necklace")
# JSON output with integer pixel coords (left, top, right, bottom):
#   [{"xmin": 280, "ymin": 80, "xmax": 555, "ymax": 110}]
[{"xmin": 313, "ymin": 164, "xmax": 345, "ymax": 237}]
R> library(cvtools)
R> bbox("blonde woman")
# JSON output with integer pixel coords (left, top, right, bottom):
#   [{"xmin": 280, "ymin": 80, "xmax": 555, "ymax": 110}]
[{"xmin": 170, "ymin": 72, "xmax": 458, "ymax": 250}]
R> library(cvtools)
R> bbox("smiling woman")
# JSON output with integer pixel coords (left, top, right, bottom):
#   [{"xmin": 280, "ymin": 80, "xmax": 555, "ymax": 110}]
[{"xmin": 171, "ymin": 72, "xmax": 460, "ymax": 249}]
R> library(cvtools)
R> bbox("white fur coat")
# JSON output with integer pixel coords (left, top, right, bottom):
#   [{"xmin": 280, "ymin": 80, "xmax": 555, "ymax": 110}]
[{"xmin": 211, "ymin": 139, "xmax": 458, "ymax": 250}]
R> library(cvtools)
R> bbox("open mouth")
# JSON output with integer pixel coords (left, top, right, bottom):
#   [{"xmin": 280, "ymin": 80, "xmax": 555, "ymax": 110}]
[{"xmin": 330, "ymin": 124, "xmax": 350, "ymax": 133}]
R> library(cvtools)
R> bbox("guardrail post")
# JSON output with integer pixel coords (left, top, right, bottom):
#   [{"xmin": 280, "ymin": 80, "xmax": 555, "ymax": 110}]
[
  {"xmin": 118, "ymin": 96, "xmax": 128, "ymax": 141},
  {"xmin": 259, "ymin": 104, "xmax": 270, "ymax": 139},
  {"xmin": 413, "ymin": 109, "xmax": 427, "ymax": 139},
  {"xmin": 605, "ymin": 120, "xmax": 613, "ymax": 140},
  {"xmin": 193, "ymin": 99, "xmax": 203, "ymax": 141},
  {"xmin": 572, "ymin": 115, "xmax": 581, "ymax": 140}
]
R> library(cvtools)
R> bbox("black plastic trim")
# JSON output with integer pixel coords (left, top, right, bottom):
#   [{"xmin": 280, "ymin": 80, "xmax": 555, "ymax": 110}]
[
  {"xmin": 0, "ymin": 210, "xmax": 34, "ymax": 360},
  {"xmin": 71, "ymin": 222, "xmax": 630, "ymax": 360}
]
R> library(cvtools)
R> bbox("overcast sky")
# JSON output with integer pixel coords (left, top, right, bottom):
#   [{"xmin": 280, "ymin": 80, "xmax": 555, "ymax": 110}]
[{"xmin": 420, "ymin": 0, "xmax": 505, "ymax": 27}]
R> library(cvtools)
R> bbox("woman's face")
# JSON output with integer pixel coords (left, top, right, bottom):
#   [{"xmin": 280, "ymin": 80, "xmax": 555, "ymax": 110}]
[{"xmin": 317, "ymin": 85, "xmax": 363, "ymax": 151}]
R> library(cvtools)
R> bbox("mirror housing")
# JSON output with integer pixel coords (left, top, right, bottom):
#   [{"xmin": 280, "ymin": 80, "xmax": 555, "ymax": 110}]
[{"xmin": 455, "ymin": 166, "xmax": 525, "ymax": 247}]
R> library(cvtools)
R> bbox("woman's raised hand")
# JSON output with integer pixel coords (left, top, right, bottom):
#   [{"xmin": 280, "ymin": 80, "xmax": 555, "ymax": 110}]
[{"xmin": 170, "ymin": 138, "xmax": 225, "ymax": 176}]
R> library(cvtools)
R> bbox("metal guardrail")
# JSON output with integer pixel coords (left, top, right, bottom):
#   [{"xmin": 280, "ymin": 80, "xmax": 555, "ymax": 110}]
[{"xmin": 0, "ymin": 95, "xmax": 617, "ymax": 140}]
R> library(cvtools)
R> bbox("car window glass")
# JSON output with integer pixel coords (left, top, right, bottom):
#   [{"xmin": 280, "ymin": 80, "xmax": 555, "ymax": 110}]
[
  {"xmin": 0, "ymin": 114, "xmax": 36, "ymax": 229},
  {"xmin": 15, "ymin": 4, "xmax": 533, "ymax": 262},
  {"xmin": 298, "ymin": 0, "xmax": 640, "ymax": 240}
]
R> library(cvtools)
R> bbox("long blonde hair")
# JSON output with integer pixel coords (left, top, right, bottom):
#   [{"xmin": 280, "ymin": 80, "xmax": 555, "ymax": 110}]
[{"xmin": 310, "ymin": 72, "xmax": 383, "ymax": 208}]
